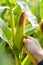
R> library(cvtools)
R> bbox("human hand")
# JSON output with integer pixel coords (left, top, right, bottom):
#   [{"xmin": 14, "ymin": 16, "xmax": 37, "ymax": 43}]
[{"xmin": 23, "ymin": 36, "xmax": 43, "ymax": 65}]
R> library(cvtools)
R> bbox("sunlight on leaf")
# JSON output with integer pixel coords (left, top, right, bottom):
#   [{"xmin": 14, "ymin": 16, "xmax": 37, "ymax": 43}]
[
  {"xmin": 0, "ymin": 18, "xmax": 13, "ymax": 49},
  {"xmin": 24, "ymin": 24, "xmax": 34, "ymax": 33},
  {"xmin": 17, "ymin": 0, "xmax": 38, "ymax": 28},
  {"xmin": 0, "ymin": 6, "xmax": 9, "ymax": 14},
  {"xmin": 21, "ymin": 55, "xmax": 31, "ymax": 65},
  {"xmin": 0, "ymin": 28, "xmax": 7, "ymax": 42}
]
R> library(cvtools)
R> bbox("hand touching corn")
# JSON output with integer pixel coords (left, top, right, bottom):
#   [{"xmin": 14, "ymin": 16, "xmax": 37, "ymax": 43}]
[{"xmin": 23, "ymin": 36, "xmax": 43, "ymax": 65}]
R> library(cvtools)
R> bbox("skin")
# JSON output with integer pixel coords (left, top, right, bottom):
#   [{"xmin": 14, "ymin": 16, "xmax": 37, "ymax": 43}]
[{"xmin": 23, "ymin": 36, "xmax": 43, "ymax": 65}]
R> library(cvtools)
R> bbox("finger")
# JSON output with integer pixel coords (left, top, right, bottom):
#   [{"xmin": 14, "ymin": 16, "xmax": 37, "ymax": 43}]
[
  {"xmin": 27, "ymin": 36, "xmax": 41, "ymax": 48},
  {"xmin": 23, "ymin": 38, "xmax": 29, "ymax": 47},
  {"xmin": 23, "ymin": 38, "xmax": 29, "ymax": 44},
  {"xmin": 24, "ymin": 35, "xmax": 34, "ymax": 40},
  {"xmin": 27, "ymin": 36, "xmax": 35, "ymax": 41},
  {"xmin": 23, "ymin": 38, "xmax": 33, "ymax": 51}
]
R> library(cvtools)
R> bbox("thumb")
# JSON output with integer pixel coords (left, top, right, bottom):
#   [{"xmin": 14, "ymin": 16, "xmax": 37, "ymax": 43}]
[{"xmin": 23, "ymin": 38, "xmax": 29, "ymax": 45}]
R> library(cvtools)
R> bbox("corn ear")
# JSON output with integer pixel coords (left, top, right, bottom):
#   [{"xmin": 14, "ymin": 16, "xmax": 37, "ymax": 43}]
[{"xmin": 15, "ymin": 12, "xmax": 26, "ymax": 51}]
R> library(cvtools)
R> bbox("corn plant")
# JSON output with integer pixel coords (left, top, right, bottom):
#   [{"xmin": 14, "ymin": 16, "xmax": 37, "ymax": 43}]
[{"xmin": 0, "ymin": 0, "xmax": 43, "ymax": 65}]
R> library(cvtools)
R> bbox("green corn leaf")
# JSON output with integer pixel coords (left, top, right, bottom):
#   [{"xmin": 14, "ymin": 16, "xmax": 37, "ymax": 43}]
[
  {"xmin": 0, "ymin": 18, "xmax": 13, "ymax": 49},
  {"xmin": 40, "ymin": 0, "xmax": 43, "ymax": 19},
  {"xmin": 24, "ymin": 24, "xmax": 35, "ymax": 35},
  {"xmin": 21, "ymin": 55, "xmax": 31, "ymax": 65},
  {"xmin": 9, "ymin": 0, "xmax": 16, "ymax": 5},
  {"xmin": 0, "ymin": 6, "xmax": 9, "ymax": 14}
]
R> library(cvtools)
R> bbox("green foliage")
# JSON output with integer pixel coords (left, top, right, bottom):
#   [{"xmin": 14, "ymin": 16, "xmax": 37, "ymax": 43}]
[
  {"xmin": 0, "ymin": 18, "xmax": 13, "ymax": 48},
  {"xmin": 40, "ymin": 0, "xmax": 43, "ymax": 19},
  {"xmin": 21, "ymin": 55, "xmax": 32, "ymax": 65},
  {"xmin": 0, "ymin": 0, "xmax": 43, "ymax": 65}
]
